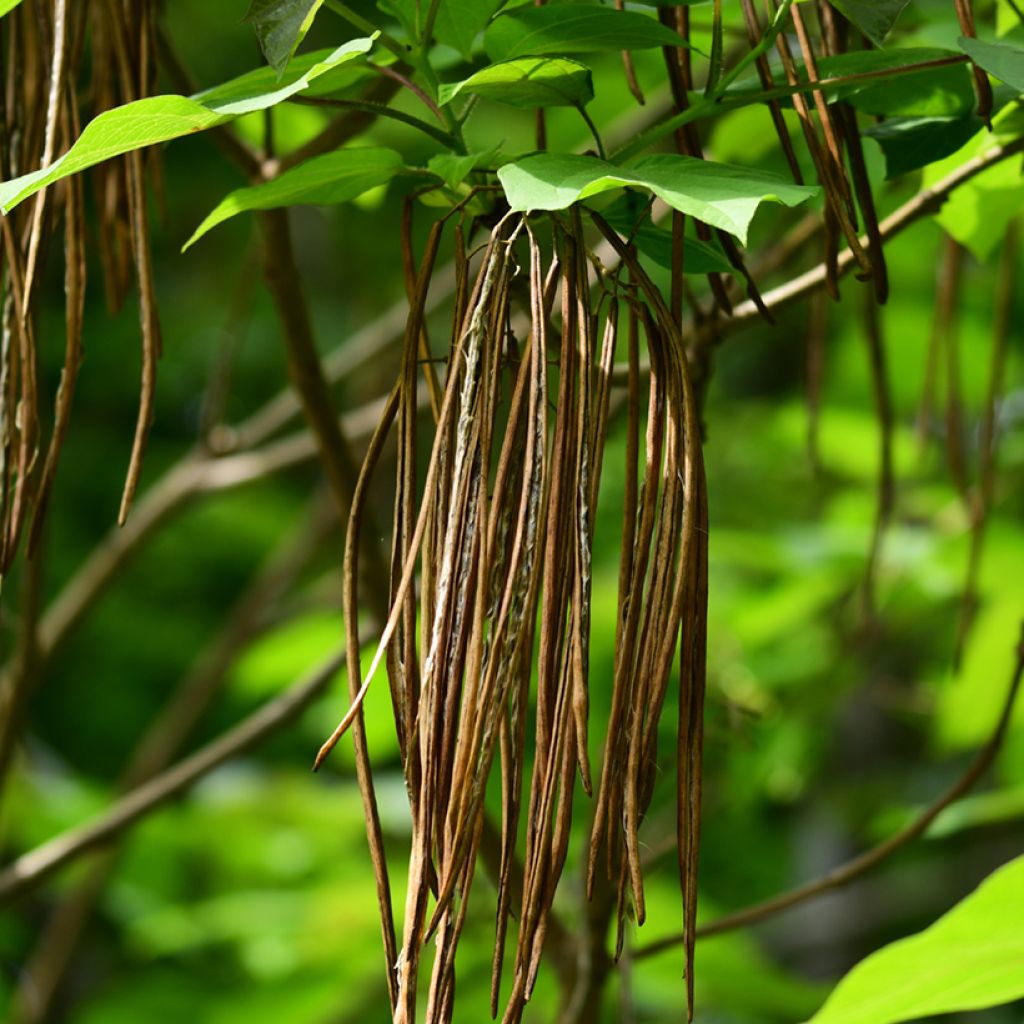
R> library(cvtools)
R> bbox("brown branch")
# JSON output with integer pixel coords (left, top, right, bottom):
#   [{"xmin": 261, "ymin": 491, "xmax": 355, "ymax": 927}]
[
  {"xmin": 257, "ymin": 207, "xmax": 392, "ymax": 609},
  {"xmin": 278, "ymin": 76, "xmax": 401, "ymax": 173},
  {"xmin": 0, "ymin": 642, "xmax": 362, "ymax": 904},
  {"xmin": 690, "ymin": 136, "xmax": 1024, "ymax": 353},
  {"xmin": 635, "ymin": 625, "xmax": 1024, "ymax": 959}
]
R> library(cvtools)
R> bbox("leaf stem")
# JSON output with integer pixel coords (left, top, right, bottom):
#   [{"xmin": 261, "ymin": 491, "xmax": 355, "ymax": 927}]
[
  {"xmin": 324, "ymin": 0, "xmax": 466, "ymax": 152},
  {"xmin": 323, "ymin": 0, "xmax": 410, "ymax": 63},
  {"xmin": 577, "ymin": 103, "xmax": 607, "ymax": 160},
  {"xmin": 288, "ymin": 95, "xmax": 460, "ymax": 149}
]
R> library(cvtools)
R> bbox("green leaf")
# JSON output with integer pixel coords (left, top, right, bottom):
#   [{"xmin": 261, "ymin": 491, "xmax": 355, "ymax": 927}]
[
  {"xmin": 602, "ymin": 194, "xmax": 734, "ymax": 275},
  {"xmin": 497, "ymin": 153, "xmax": 818, "ymax": 244},
  {"xmin": 245, "ymin": 0, "xmax": 326, "ymax": 75},
  {"xmin": 863, "ymin": 114, "xmax": 982, "ymax": 179},
  {"xmin": 0, "ymin": 0, "xmax": 25, "ymax": 16},
  {"xmin": 427, "ymin": 147, "xmax": 502, "ymax": 189},
  {"xmin": 484, "ymin": 5, "xmax": 683, "ymax": 61},
  {"xmin": 925, "ymin": 785, "xmax": 1024, "ymax": 839},
  {"xmin": 183, "ymin": 147, "xmax": 404, "ymax": 249},
  {"xmin": 960, "ymin": 36, "xmax": 1024, "ymax": 92},
  {"xmin": 0, "ymin": 38, "xmax": 375, "ymax": 214},
  {"xmin": 827, "ymin": 0, "xmax": 911, "ymax": 47},
  {"xmin": 807, "ymin": 856, "xmax": 1024, "ymax": 1024},
  {"xmin": 922, "ymin": 104, "xmax": 1024, "ymax": 260},
  {"xmin": 191, "ymin": 38, "xmax": 376, "ymax": 114},
  {"xmin": 813, "ymin": 48, "xmax": 975, "ymax": 117},
  {"xmin": 433, "ymin": 0, "xmax": 504, "ymax": 59},
  {"xmin": 439, "ymin": 57, "xmax": 593, "ymax": 109}
]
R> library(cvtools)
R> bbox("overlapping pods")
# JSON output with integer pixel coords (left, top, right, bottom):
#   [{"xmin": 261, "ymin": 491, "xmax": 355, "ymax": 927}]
[{"xmin": 319, "ymin": 209, "xmax": 709, "ymax": 1023}]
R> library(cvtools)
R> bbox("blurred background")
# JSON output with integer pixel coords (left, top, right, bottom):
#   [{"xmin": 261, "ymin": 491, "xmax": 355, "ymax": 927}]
[{"xmin": 0, "ymin": 1, "xmax": 1022, "ymax": 1021}]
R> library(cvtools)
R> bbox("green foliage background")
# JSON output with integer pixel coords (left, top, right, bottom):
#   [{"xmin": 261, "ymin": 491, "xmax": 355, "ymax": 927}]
[{"xmin": 1, "ymin": 0, "xmax": 1023, "ymax": 1022}]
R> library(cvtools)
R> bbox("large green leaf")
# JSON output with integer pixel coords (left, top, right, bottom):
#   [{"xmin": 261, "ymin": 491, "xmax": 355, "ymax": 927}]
[
  {"xmin": 923, "ymin": 103, "xmax": 1024, "ymax": 260},
  {"xmin": 194, "ymin": 43, "xmax": 375, "ymax": 112},
  {"xmin": 723, "ymin": 47, "xmax": 974, "ymax": 118},
  {"xmin": 807, "ymin": 856, "xmax": 1024, "ymax": 1024},
  {"xmin": 827, "ymin": 0, "xmax": 911, "ymax": 47},
  {"xmin": 864, "ymin": 114, "xmax": 982, "ymax": 179},
  {"xmin": 0, "ymin": 38, "xmax": 375, "ymax": 214},
  {"xmin": 813, "ymin": 48, "xmax": 974, "ymax": 117},
  {"xmin": 0, "ymin": 0, "xmax": 24, "ymax": 16},
  {"xmin": 960, "ymin": 36, "xmax": 1024, "ymax": 92},
  {"xmin": 184, "ymin": 147, "xmax": 404, "ymax": 248},
  {"xmin": 497, "ymin": 153, "xmax": 818, "ymax": 244},
  {"xmin": 483, "ymin": 5, "xmax": 683, "ymax": 61},
  {"xmin": 433, "ymin": 0, "xmax": 504, "ymax": 59},
  {"xmin": 245, "ymin": 0, "xmax": 326, "ymax": 74},
  {"xmin": 439, "ymin": 57, "xmax": 593, "ymax": 109}
]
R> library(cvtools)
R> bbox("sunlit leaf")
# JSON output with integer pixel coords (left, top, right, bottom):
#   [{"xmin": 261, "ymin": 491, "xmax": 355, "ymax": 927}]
[
  {"xmin": 0, "ymin": 37, "xmax": 375, "ymax": 213},
  {"xmin": 484, "ymin": 5, "xmax": 683, "ymax": 61},
  {"xmin": 814, "ymin": 48, "xmax": 974, "ymax": 117},
  {"xmin": 807, "ymin": 856, "xmax": 1024, "ymax": 1024},
  {"xmin": 960, "ymin": 35, "xmax": 1024, "ymax": 92},
  {"xmin": 922, "ymin": 104, "xmax": 1024, "ymax": 259},
  {"xmin": 498, "ymin": 153, "xmax": 818, "ymax": 244},
  {"xmin": 184, "ymin": 147, "xmax": 404, "ymax": 248},
  {"xmin": 440, "ymin": 56, "xmax": 593, "ymax": 108}
]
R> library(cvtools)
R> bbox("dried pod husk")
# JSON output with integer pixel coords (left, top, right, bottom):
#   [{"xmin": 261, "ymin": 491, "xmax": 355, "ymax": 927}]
[
  {"xmin": 0, "ymin": 0, "xmax": 162, "ymax": 571},
  {"xmin": 322, "ymin": 209, "xmax": 709, "ymax": 1024}
]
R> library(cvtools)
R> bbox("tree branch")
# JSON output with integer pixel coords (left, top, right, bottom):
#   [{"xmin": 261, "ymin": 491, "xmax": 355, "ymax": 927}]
[
  {"xmin": 10, "ymin": 498, "xmax": 336, "ymax": 1023},
  {"xmin": 634, "ymin": 625, "xmax": 1024, "ymax": 959},
  {"xmin": 0, "ymin": 644, "xmax": 358, "ymax": 904},
  {"xmin": 258, "ymin": 208, "xmax": 392, "ymax": 609},
  {"xmin": 690, "ymin": 136, "xmax": 1024, "ymax": 353}
]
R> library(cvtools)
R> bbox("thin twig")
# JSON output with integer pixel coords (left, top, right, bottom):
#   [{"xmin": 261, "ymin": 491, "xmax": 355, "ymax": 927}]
[
  {"xmin": 635, "ymin": 625, "xmax": 1024, "ymax": 958},
  {"xmin": 0, "ymin": 644, "xmax": 362, "ymax": 903}
]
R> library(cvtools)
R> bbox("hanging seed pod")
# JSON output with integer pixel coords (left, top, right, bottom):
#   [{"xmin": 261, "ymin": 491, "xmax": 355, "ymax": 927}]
[
  {"xmin": 616, "ymin": 0, "xmax": 645, "ymax": 104},
  {"xmin": 953, "ymin": 0, "xmax": 993, "ymax": 126},
  {"xmin": 0, "ymin": 0, "xmax": 164, "ymax": 572},
  {"xmin": 769, "ymin": 0, "xmax": 873, "ymax": 293},
  {"xmin": 317, "ymin": 202, "xmax": 709, "ymax": 1023}
]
